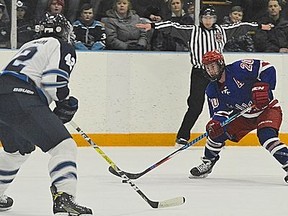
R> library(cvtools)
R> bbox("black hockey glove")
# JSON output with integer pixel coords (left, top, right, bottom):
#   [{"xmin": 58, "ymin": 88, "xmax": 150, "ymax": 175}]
[{"xmin": 53, "ymin": 96, "xmax": 78, "ymax": 124}]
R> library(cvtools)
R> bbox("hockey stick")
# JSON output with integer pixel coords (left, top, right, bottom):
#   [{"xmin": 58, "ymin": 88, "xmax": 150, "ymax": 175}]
[
  {"xmin": 108, "ymin": 105, "xmax": 255, "ymax": 180},
  {"xmin": 70, "ymin": 121, "xmax": 185, "ymax": 208}
]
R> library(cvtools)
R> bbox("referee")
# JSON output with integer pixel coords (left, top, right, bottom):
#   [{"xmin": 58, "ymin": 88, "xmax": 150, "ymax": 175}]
[
  {"xmin": 136, "ymin": 5, "xmax": 268, "ymax": 147},
  {"xmin": 154, "ymin": 5, "xmax": 227, "ymax": 147},
  {"xmin": 175, "ymin": 5, "xmax": 227, "ymax": 147}
]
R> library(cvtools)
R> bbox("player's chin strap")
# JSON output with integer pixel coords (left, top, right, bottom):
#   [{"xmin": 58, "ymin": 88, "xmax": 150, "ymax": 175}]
[{"xmin": 108, "ymin": 104, "xmax": 257, "ymax": 180}]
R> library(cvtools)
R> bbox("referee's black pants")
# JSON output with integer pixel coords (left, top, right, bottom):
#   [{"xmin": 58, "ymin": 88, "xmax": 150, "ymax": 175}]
[{"xmin": 176, "ymin": 67, "xmax": 210, "ymax": 141}]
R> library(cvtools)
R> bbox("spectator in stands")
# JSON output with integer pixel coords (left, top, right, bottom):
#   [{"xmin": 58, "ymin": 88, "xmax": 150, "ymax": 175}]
[
  {"xmin": 253, "ymin": 0, "xmax": 288, "ymax": 52},
  {"xmin": 101, "ymin": 0, "xmax": 147, "ymax": 50},
  {"xmin": 0, "ymin": 2, "xmax": 9, "ymax": 48},
  {"xmin": 35, "ymin": 0, "xmax": 80, "ymax": 23},
  {"xmin": 222, "ymin": 5, "xmax": 243, "ymax": 24},
  {"xmin": 183, "ymin": 0, "xmax": 195, "ymax": 23},
  {"xmin": 95, "ymin": 0, "xmax": 114, "ymax": 20},
  {"xmin": 47, "ymin": 0, "xmax": 65, "ymax": 15},
  {"xmin": 230, "ymin": 0, "xmax": 269, "ymax": 22},
  {"xmin": 165, "ymin": 0, "xmax": 194, "ymax": 24},
  {"xmin": 150, "ymin": 0, "xmax": 193, "ymax": 51},
  {"xmin": 0, "ymin": 0, "xmax": 9, "ymax": 22},
  {"xmin": 130, "ymin": 0, "xmax": 169, "ymax": 23},
  {"xmin": 222, "ymin": 5, "xmax": 258, "ymax": 52},
  {"xmin": 73, "ymin": 3, "xmax": 106, "ymax": 51},
  {"xmin": 16, "ymin": 1, "xmax": 35, "ymax": 48}
]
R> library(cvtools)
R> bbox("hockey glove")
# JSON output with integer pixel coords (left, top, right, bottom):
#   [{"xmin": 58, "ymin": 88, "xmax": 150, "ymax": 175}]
[
  {"xmin": 206, "ymin": 119, "xmax": 224, "ymax": 139},
  {"xmin": 53, "ymin": 96, "xmax": 78, "ymax": 124},
  {"xmin": 251, "ymin": 82, "xmax": 270, "ymax": 109}
]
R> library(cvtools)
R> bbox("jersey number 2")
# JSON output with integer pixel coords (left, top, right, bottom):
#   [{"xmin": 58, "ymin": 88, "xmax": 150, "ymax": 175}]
[{"xmin": 5, "ymin": 47, "xmax": 37, "ymax": 73}]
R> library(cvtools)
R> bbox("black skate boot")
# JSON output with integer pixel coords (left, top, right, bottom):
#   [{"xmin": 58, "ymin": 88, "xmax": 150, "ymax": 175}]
[
  {"xmin": 189, "ymin": 155, "xmax": 220, "ymax": 178},
  {"xmin": 50, "ymin": 185, "xmax": 93, "ymax": 215},
  {"xmin": 175, "ymin": 138, "xmax": 188, "ymax": 148},
  {"xmin": 0, "ymin": 195, "xmax": 13, "ymax": 211}
]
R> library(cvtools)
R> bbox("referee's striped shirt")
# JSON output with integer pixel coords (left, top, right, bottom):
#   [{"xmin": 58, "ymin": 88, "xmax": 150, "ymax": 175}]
[{"xmin": 153, "ymin": 21, "xmax": 259, "ymax": 69}]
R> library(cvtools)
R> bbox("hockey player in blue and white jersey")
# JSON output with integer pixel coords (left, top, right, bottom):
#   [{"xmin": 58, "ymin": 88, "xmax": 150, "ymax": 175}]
[
  {"xmin": 189, "ymin": 50, "xmax": 288, "ymax": 183},
  {"xmin": 0, "ymin": 13, "xmax": 93, "ymax": 215}
]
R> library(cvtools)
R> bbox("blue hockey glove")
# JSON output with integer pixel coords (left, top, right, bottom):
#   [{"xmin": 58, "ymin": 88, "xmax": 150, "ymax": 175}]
[
  {"xmin": 53, "ymin": 96, "xmax": 78, "ymax": 124},
  {"xmin": 206, "ymin": 119, "xmax": 224, "ymax": 139}
]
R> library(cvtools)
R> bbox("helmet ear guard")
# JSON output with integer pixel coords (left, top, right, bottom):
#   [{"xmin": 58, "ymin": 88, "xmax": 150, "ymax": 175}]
[{"xmin": 202, "ymin": 50, "xmax": 225, "ymax": 81}]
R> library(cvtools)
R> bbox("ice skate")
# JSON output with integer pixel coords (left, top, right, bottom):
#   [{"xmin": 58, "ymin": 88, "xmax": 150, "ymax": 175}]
[
  {"xmin": 189, "ymin": 155, "xmax": 220, "ymax": 178},
  {"xmin": 50, "ymin": 185, "xmax": 93, "ymax": 216},
  {"xmin": 0, "ymin": 195, "xmax": 13, "ymax": 211},
  {"xmin": 284, "ymin": 172, "xmax": 288, "ymax": 183},
  {"xmin": 175, "ymin": 138, "xmax": 188, "ymax": 148}
]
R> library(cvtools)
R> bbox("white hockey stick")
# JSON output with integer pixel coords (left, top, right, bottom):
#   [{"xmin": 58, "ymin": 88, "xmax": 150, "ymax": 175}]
[{"xmin": 70, "ymin": 121, "xmax": 185, "ymax": 208}]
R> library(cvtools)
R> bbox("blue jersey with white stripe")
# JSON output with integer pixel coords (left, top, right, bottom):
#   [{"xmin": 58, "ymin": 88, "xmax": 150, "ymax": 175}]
[{"xmin": 206, "ymin": 59, "xmax": 276, "ymax": 121}]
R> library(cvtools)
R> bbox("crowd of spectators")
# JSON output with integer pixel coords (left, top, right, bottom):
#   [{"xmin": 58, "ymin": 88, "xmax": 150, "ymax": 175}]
[{"xmin": 0, "ymin": 0, "xmax": 288, "ymax": 52}]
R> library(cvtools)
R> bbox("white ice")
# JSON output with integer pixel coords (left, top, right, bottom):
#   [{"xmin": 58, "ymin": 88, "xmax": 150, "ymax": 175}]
[{"xmin": 2, "ymin": 146, "xmax": 288, "ymax": 216}]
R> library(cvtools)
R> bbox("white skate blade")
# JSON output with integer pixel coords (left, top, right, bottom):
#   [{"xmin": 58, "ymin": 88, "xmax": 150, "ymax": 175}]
[
  {"xmin": 0, "ymin": 207, "xmax": 12, "ymax": 212},
  {"xmin": 188, "ymin": 173, "xmax": 209, "ymax": 179}
]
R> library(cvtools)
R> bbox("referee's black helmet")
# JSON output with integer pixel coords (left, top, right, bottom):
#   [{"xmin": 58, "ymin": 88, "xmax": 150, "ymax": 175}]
[{"xmin": 200, "ymin": 5, "xmax": 216, "ymax": 17}]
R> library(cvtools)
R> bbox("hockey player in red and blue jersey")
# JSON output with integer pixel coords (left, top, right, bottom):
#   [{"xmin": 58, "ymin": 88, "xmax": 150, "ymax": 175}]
[{"xmin": 189, "ymin": 50, "xmax": 288, "ymax": 183}]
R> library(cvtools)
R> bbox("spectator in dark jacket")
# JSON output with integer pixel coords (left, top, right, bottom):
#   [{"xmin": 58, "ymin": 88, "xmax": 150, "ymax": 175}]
[
  {"xmin": 222, "ymin": 5, "xmax": 257, "ymax": 52},
  {"xmin": 16, "ymin": 1, "xmax": 35, "ymax": 48},
  {"xmin": 73, "ymin": 3, "xmax": 106, "ymax": 50},
  {"xmin": 254, "ymin": 0, "xmax": 288, "ymax": 52},
  {"xmin": 150, "ymin": 0, "xmax": 193, "ymax": 51}
]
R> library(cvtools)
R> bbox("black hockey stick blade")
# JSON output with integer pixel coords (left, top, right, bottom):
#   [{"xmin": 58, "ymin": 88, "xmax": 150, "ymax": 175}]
[{"xmin": 108, "ymin": 166, "xmax": 141, "ymax": 179}]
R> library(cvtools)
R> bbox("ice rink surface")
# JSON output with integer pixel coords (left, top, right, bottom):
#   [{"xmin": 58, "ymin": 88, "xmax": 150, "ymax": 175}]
[{"xmin": 2, "ymin": 146, "xmax": 288, "ymax": 216}]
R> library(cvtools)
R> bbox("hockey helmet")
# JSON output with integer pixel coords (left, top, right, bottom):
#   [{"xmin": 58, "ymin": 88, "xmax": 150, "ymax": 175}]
[
  {"xmin": 35, "ymin": 13, "xmax": 75, "ymax": 44},
  {"xmin": 199, "ymin": 5, "xmax": 217, "ymax": 24},
  {"xmin": 202, "ymin": 50, "xmax": 225, "ymax": 81},
  {"xmin": 200, "ymin": 5, "xmax": 216, "ymax": 17}
]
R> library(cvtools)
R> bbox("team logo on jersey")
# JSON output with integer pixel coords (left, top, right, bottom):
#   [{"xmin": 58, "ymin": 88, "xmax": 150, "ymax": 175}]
[
  {"xmin": 233, "ymin": 77, "xmax": 245, "ymax": 88},
  {"xmin": 221, "ymin": 86, "xmax": 230, "ymax": 95},
  {"xmin": 215, "ymin": 32, "xmax": 223, "ymax": 42},
  {"xmin": 210, "ymin": 98, "xmax": 219, "ymax": 109}
]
